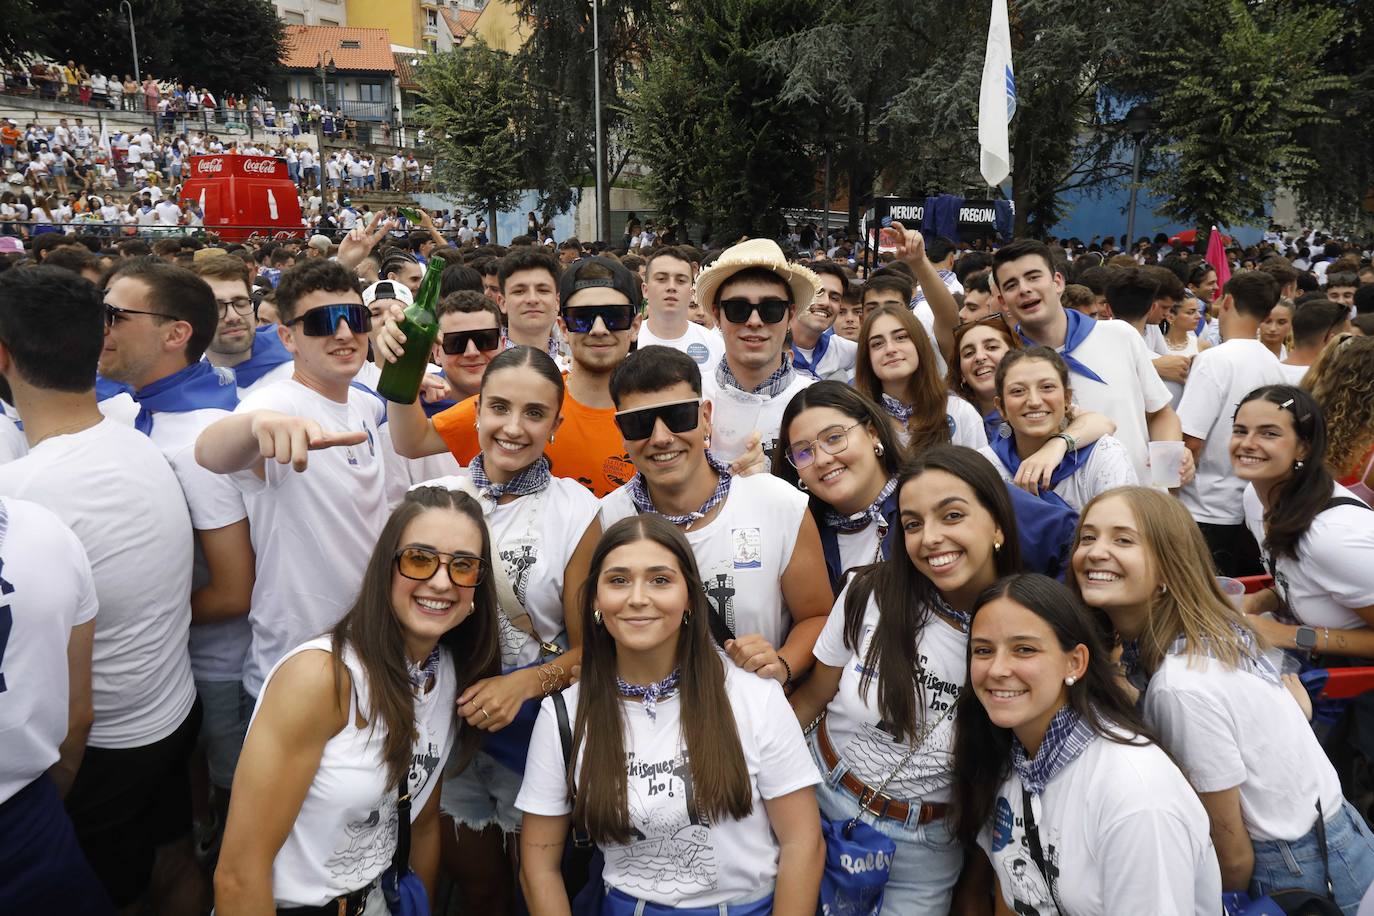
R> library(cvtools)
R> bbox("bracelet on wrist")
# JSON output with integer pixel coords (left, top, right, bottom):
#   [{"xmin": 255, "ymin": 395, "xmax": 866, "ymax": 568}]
[
  {"xmin": 1053, "ymin": 432, "xmax": 1077, "ymax": 452},
  {"xmin": 537, "ymin": 662, "xmax": 565, "ymax": 697},
  {"xmin": 778, "ymin": 655, "xmax": 794, "ymax": 690}
]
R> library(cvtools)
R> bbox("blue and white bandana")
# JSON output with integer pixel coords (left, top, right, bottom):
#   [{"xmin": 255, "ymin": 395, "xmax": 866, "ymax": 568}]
[
  {"xmin": 716, "ymin": 354, "xmax": 796, "ymax": 400},
  {"xmin": 617, "ymin": 668, "xmax": 681, "ymax": 723},
  {"xmin": 1011, "ymin": 704, "xmax": 1096, "ymax": 796},
  {"xmin": 468, "ymin": 453, "xmax": 551, "ymax": 502},
  {"xmin": 628, "ymin": 452, "xmax": 732, "ymax": 527}
]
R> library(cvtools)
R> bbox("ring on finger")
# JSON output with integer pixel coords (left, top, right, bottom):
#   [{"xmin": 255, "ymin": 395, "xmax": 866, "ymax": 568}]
[{"xmin": 480, "ymin": 707, "xmax": 490, "ymax": 721}]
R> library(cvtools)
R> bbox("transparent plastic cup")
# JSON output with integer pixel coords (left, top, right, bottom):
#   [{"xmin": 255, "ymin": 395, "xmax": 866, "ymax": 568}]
[
  {"xmin": 1217, "ymin": 576, "xmax": 1247, "ymax": 612},
  {"xmin": 1149, "ymin": 440, "xmax": 1187, "ymax": 489}
]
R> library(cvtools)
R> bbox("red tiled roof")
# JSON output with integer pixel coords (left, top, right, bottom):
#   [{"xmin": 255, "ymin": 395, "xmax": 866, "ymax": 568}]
[
  {"xmin": 281, "ymin": 25, "xmax": 397, "ymax": 73},
  {"xmin": 394, "ymin": 52, "xmax": 421, "ymax": 90},
  {"xmin": 441, "ymin": 8, "xmax": 481, "ymax": 38}
]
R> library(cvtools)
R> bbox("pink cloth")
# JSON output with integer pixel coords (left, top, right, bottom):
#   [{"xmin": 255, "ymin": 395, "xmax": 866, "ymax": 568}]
[{"xmin": 1205, "ymin": 225, "xmax": 1231, "ymax": 290}]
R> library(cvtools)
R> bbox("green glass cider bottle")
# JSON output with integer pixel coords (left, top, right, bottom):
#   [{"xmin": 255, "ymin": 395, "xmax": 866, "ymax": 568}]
[{"xmin": 376, "ymin": 252, "xmax": 445, "ymax": 403}]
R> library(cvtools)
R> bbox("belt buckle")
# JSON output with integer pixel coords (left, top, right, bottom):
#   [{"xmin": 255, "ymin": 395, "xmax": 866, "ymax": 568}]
[{"xmin": 858, "ymin": 785, "xmax": 892, "ymax": 819}]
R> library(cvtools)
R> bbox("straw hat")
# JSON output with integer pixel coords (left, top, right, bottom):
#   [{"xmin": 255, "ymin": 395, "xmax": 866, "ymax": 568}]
[{"xmin": 694, "ymin": 238, "xmax": 820, "ymax": 312}]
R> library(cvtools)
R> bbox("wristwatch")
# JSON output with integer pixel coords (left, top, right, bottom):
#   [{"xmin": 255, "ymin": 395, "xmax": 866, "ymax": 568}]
[{"xmin": 1295, "ymin": 626, "xmax": 1319, "ymax": 652}]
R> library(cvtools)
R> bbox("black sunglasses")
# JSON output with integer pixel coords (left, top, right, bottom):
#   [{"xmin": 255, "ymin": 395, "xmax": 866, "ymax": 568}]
[
  {"xmin": 105, "ymin": 303, "xmax": 180, "ymax": 326},
  {"xmin": 287, "ymin": 303, "xmax": 370, "ymax": 336},
  {"xmin": 394, "ymin": 546, "xmax": 487, "ymax": 587},
  {"xmin": 718, "ymin": 297, "xmax": 790, "ymax": 325},
  {"xmin": 562, "ymin": 304, "xmax": 636, "ymax": 334},
  {"xmin": 614, "ymin": 398, "xmax": 701, "ymax": 441},
  {"xmin": 440, "ymin": 327, "xmax": 503, "ymax": 355}
]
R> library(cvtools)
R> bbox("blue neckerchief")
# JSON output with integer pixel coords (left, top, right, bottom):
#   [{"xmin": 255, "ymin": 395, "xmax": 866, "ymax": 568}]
[
  {"xmin": 228, "ymin": 325, "xmax": 293, "ymax": 389},
  {"xmin": 1011, "ymin": 705, "xmax": 1096, "ymax": 795},
  {"xmin": 1003, "ymin": 483, "xmax": 1078, "ymax": 581},
  {"xmin": 628, "ymin": 452, "xmax": 732, "ymax": 527},
  {"xmin": 407, "ymin": 645, "xmax": 442, "ymax": 691},
  {"xmin": 990, "ymin": 430, "xmax": 1097, "ymax": 496},
  {"xmin": 617, "ymin": 668, "xmax": 681, "ymax": 724},
  {"xmin": 131, "ymin": 361, "xmax": 238, "ymax": 435},
  {"xmin": 819, "ymin": 483, "xmax": 900, "ymax": 592},
  {"xmin": 469, "ymin": 453, "xmax": 551, "ymax": 502},
  {"xmin": 791, "ymin": 330, "xmax": 831, "ymax": 380},
  {"xmin": 880, "ymin": 393, "xmax": 913, "ymax": 426},
  {"xmin": 1018, "ymin": 308, "xmax": 1106, "ymax": 385},
  {"xmin": 95, "ymin": 374, "xmax": 133, "ymax": 401},
  {"xmin": 421, "ymin": 371, "xmax": 459, "ymax": 418},
  {"xmin": 983, "ymin": 408, "xmax": 1004, "ymax": 443},
  {"xmin": 1167, "ymin": 624, "xmax": 1281, "ymax": 685}
]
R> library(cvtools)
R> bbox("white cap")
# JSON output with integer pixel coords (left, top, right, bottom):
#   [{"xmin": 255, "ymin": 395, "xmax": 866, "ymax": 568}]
[{"xmin": 362, "ymin": 279, "xmax": 414, "ymax": 309}]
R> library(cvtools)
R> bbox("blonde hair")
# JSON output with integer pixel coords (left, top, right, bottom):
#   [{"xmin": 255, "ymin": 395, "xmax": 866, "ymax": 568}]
[{"xmin": 1073, "ymin": 487, "xmax": 1263, "ymax": 676}]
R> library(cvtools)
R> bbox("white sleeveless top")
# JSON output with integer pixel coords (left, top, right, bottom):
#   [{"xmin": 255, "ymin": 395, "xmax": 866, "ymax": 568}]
[{"xmin": 251, "ymin": 637, "xmax": 457, "ymax": 908}]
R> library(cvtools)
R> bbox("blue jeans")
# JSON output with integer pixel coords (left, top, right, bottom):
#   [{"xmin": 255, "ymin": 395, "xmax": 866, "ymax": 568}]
[
  {"xmin": 806, "ymin": 727, "xmax": 962, "ymax": 913},
  {"xmin": 1250, "ymin": 800, "xmax": 1374, "ymax": 915},
  {"xmin": 602, "ymin": 885, "xmax": 772, "ymax": 915}
]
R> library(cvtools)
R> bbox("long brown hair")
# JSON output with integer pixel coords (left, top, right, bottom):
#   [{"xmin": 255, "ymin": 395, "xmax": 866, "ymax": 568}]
[
  {"xmin": 1072, "ymin": 487, "xmax": 1263, "ymax": 676},
  {"xmin": 846, "ymin": 446, "xmax": 1022, "ymax": 742},
  {"xmin": 854, "ymin": 303, "xmax": 949, "ymax": 451},
  {"xmin": 573, "ymin": 515, "xmax": 751, "ymax": 844},
  {"xmin": 946, "ymin": 313, "xmax": 1022, "ymax": 407},
  {"xmin": 331, "ymin": 486, "xmax": 501, "ymax": 789}
]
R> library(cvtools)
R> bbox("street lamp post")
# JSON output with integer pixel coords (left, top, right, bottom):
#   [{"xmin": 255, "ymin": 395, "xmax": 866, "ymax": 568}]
[
  {"xmin": 591, "ymin": 0, "xmax": 605, "ymax": 244},
  {"xmin": 1124, "ymin": 104, "xmax": 1155, "ymax": 250},
  {"xmin": 120, "ymin": 0, "xmax": 140, "ymax": 86}
]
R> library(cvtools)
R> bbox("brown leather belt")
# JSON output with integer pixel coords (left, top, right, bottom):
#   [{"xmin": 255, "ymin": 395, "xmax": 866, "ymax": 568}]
[{"xmin": 817, "ymin": 719, "xmax": 949, "ymax": 825}]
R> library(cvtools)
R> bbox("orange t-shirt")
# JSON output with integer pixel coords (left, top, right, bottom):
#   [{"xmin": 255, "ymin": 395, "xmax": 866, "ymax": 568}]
[{"xmin": 432, "ymin": 388, "xmax": 634, "ymax": 498}]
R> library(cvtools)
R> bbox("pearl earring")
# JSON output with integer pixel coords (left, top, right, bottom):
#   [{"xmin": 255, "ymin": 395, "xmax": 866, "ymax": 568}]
[
  {"xmin": 1065, "ymin": 675, "xmax": 1077, "ymax": 687},
  {"xmin": 1294, "ymin": 459, "xmax": 1305, "ymax": 470},
  {"xmin": 874, "ymin": 442, "xmax": 884, "ymax": 457}
]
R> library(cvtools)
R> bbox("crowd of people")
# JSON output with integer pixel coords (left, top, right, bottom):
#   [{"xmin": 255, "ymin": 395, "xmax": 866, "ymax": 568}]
[{"xmin": 1, "ymin": 201, "xmax": 1374, "ymax": 916}]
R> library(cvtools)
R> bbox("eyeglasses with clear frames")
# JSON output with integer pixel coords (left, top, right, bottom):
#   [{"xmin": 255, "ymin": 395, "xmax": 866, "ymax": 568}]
[{"xmin": 786, "ymin": 421, "xmax": 864, "ymax": 469}]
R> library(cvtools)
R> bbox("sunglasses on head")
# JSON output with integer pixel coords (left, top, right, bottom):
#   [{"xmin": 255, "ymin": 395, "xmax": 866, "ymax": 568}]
[
  {"xmin": 614, "ymin": 398, "xmax": 701, "ymax": 441},
  {"xmin": 394, "ymin": 546, "xmax": 487, "ymax": 587},
  {"xmin": 440, "ymin": 327, "xmax": 503, "ymax": 355},
  {"xmin": 561, "ymin": 304, "xmax": 637, "ymax": 334},
  {"xmin": 287, "ymin": 303, "xmax": 370, "ymax": 336},
  {"xmin": 718, "ymin": 297, "xmax": 790, "ymax": 324}
]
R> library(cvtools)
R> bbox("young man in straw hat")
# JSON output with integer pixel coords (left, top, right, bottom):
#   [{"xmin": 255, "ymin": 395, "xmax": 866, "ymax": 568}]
[{"xmin": 696, "ymin": 238, "xmax": 820, "ymax": 463}]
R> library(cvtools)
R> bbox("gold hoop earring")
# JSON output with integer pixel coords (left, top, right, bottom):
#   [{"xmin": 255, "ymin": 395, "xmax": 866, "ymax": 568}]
[
  {"xmin": 593, "ymin": 609, "xmax": 602, "ymax": 625},
  {"xmin": 874, "ymin": 442, "xmax": 884, "ymax": 457}
]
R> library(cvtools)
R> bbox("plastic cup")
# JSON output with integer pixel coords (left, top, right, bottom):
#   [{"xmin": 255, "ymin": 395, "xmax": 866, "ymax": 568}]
[
  {"xmin": 1148, "ymin": 440, "xmax": 1186, "ymax": 489},
  {"xmin": 1217, "ymin": 576, "xmax": 1246, "ymax": 612}
]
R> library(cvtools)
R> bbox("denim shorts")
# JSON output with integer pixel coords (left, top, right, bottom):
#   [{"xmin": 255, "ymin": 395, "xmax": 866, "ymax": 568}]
[
  {"xmin": 806, "ymin": 727, "xmax": 962, "ymax": 914},
  {"xmin": 195, "ymin": 678, "xmax": 253, "ymax": 790},
  {"xmin": 1250, "ymin": 799, "xmax": 1374, "ymax": 915},
  {"xmin": 439, "ymin": 749, "xmax": 523, "ymax": 833}
]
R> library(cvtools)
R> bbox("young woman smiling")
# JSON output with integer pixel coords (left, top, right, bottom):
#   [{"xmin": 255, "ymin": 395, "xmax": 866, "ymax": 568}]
[
  {"xmin": 1071, "ymin": 487, "xmax": 1374, "ymax": 909},
  {"xmin": 518, "ymin": 516, "xmax": 824, "ymax": 915},
  {"xmin": 789, "ymin": 446, "xmax": 1022, "ymax": 913},
  {"xmin": 853, "ymin": 303, "xmax": 987, "ymax": 453},
  {"xmin": 215, "ymin": 487, "xmax": 500, "ymax": 915},
  {"xmin": 953, "ymin": 574, "xmax": 1221, "ymax": 915},
  {"xmin": 1259, "ymin": 301, "xmax": 1293, "ymax": 360},
  {"xmin": 438, "ymin": 345, "xmax": 602, "ymax": 915},
  {"xmin": 1233, "ymin": 386, "xmax": 1374, "ymax": 658},
  {"xmin": 979, "ymin": 347, "xmax": 1137, "ymax": 512},
  {"xmin": 773, "ymin": 381, "xmax": 906, "ymax": 592},
  {"xmin": 1160, "ymin": 297, "xmax": 1210, "ymax": 408}
]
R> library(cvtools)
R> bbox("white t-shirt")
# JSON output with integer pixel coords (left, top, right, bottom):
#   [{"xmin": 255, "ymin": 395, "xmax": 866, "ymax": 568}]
[
  {"xmin": 978, "ymin": 733, "xmax": 1221, "ymax": 916},
  {"xmin": 254, "ymin": 638, "xmax": 455, "ymax": 907},
  {"xmin": 0, "ymin": 419, "xmax": 197, "ymax": 748},
  {"xmin": 1243, "ymin": 483, "xmax": 1374, "ymax": 630},
  {"xmin": 637, "ymin": 322, "xmax": 725, "ymax": 377},
  {"xmin": 890, "ymin": 394, "xmax": 988, "ymax": 452},
  {"xmin": 792, "ymin": 333, "xmax": 857, "ymax": 383},
  {"xmin": 0, "ymin": 413, "xmax": 27, "ymax": 464},
  {"xmin": 146, "ymin": 406, "xmax": 252, "ymax": 683},
  {"xmin": 979, "ymin": 435, "xmax": 1138, "ymax": 512},
  {"xmin": 1044, "ymin": 317, "xmax": 1173, "ymax": 481},
  {"xmin": 154, "ymin": 199, "xmax": 181, "ymax": 226},
  {"xmin": 482, "ymin": 476, "xmax": 600, "ymax": 666},
  {"xmin": 600, "ymin": 473, "xmax": 807, "ymax": 649},
  {"xmin": 1144, "ymin": 652, "xmax": 1343, "ymax": 841},
  {"xmin": 516, "ymin": 667, "xmax": 819, "ymax": 908},
  {"xmin": 0, "ymin": 497, "xmax": 98, "ymax": 805},
  {"xmin": 702, "ymin": 371, "xmax": 815, "ymax": 466},
  {"xmin": 812, "ymin": 588, "xmax": 965, "ymax": 801},
  {"xmin": 1157, "ymin": 332, "xmax": 1200, "ymax": 409},
  {"xmin": 230, "ymin": 380, "xmax": 391, "ymax": 696},
  {"xmin": 233, "ymin": 359, "xmax": 295, "ymax": 399},
  {"xmin": 834, "ymin": 519, "xmax": 882, "ymax": 577},
  {"xmin": 1278, "ymin": 362, "xmax": 1309, "ymax": 385},
  {"xmin": 1177, "ymin": 340, "xmax": 1287, "ymax": 524}
]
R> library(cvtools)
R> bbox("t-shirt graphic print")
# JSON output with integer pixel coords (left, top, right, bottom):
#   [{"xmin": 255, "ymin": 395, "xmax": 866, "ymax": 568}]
[{"xmin": 620, "ymin": 749, "xmax": 717, "ymax": 897}]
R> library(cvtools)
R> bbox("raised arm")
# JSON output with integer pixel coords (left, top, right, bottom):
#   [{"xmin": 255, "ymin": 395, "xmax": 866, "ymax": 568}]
[{"xmin": 195, "ymin": 409, "xmax": 367, "ymax": 478}]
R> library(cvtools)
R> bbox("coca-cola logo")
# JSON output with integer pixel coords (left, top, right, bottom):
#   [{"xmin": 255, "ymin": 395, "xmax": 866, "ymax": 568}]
[
  {"xmin": 242, "ymin": 158, "xmax": 278, "ymax": 174},
  {"xmin": 196, "ymin": 157, "xmax": 224, "ymax": 174}
]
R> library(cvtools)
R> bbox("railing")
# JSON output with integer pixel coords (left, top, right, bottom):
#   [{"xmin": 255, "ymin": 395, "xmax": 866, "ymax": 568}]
[{"xmin": 1, "ymin": 220, "xmax": 462, "ymax": 245}]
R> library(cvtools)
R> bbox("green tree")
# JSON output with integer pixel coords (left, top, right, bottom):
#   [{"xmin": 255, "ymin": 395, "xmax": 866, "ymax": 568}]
[
  {"xmin": 626, "ymin": 0, "xmax": 826, "ymax": 244},
  {"xmin": 1144, "ymin": 0, "xmax": 1347, "ymax": 233},
  {"xmin": 10, "ymin": 0, "xmax": 281, "ymax": 96},
  {"xmin": 513, "ymin": 0, "xmax": 658, "ymax": 240},
  {"xmin": 415, "ymin": 40, "xmax": 528, "ymax": 243}
]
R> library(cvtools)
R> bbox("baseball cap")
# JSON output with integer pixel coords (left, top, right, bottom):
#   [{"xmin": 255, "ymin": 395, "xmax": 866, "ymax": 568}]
[
  {"xmin": 557, "ymin": 255, "xmax": 641, "ymax": 307},
  {"xmin": 362, "ymin": 279, "xmax": 414, "ymax": 310}
]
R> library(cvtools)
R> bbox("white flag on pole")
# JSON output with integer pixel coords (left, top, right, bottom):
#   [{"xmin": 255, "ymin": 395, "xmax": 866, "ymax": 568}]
[{"xmin": 979, "ymin": 0, "xmax": 1016, "ymax": 187}]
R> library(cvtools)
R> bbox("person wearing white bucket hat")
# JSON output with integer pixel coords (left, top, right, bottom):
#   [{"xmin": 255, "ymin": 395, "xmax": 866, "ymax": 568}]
[{"xmin": 697, "ymin": 238, "xmax": 821, "ymax": 464}]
